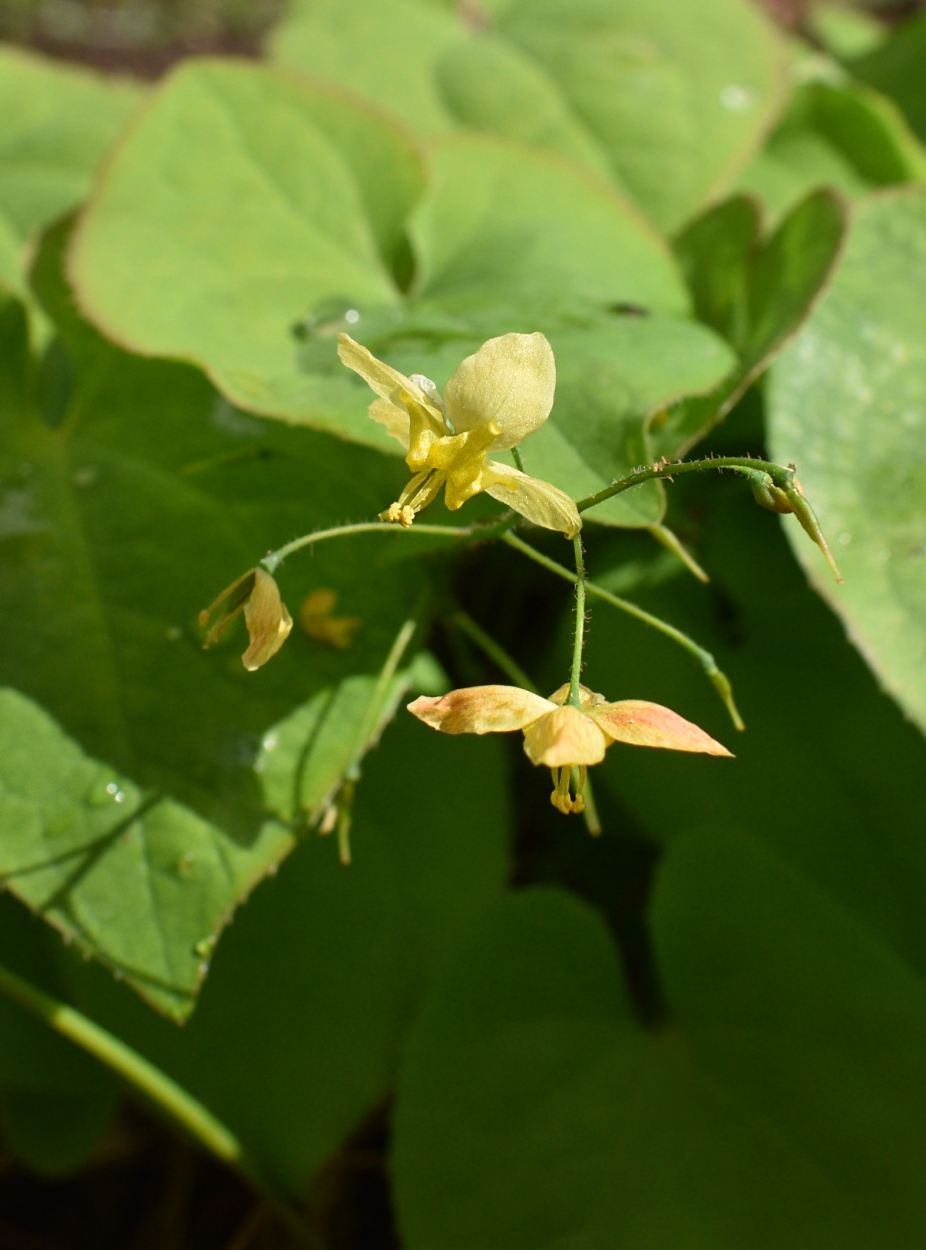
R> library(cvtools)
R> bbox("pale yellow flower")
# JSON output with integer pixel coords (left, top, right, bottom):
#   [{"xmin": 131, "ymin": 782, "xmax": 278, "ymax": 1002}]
[
  {"xmin": 337, "ymin": 331, "xmax": 581, "ymax": 537},
  {"xmin": 408, "ymin": 681, "xmax": 731, "ymax": 815},
  {"xmin": 199, "ymin": 568, "xmax": 293, "ymax": 671}
]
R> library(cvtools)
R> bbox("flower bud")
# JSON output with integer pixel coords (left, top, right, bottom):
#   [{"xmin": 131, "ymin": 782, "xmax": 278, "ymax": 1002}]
[
  {"xmin": 199, "ymin": 568, "xmax": 293, "ymax": 671},
  {"xmin": 744, "ymin": 469, "xmax": 793, "ymax": 514}
]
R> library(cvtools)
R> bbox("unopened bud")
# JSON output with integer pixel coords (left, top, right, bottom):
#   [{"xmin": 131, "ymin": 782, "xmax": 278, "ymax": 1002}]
[
  {"xmin": 199, "ymin": 568, "xmax": 293, "ymax": 670},
  {"xmin": 744, "ymin": 469, "xmax": 793, "ymax": 515}
]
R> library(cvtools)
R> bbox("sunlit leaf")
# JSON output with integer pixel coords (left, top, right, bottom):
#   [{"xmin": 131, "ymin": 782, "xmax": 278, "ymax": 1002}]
[
  {"xmin": 768, "ymin": 188, "xmax": 926, "ymax": 734},
  {"xmin": 0, "ymin": 46, "xmax": 140, "ymax": 301}
]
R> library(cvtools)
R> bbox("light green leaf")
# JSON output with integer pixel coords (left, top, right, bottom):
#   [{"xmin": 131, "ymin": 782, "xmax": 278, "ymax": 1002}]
[
  {"xmin": 270, "ymin": 0, "xmax": 463, "ymax": 136},
  {"xmin": 70, "ymin": 59, "xmax": 424, "ymax": 447},
  {"xmin": 736, "ymin": 78, "xmax": 926, "ymax": 224},
  {"xmin": 0, "ymin": 688, "xmax": 293, "ymax": 1020},
  {"xmin": 396, "ymin": 132, "xmax": 735, "ymax": 525},
  {"xmin": 655, "ymin": 188, "xmax": 846, "ymax": 458},
  {"xmin": 0, "ymin": 221, "xmax": 428, "ymax": 1011},
  {"xmin": 273, "ymin": 0, "xmax": 789, "ymax": 232},
  {"xmin": 493, "ymin": 0, "xmax": 789, "ymax": 232},
  {"xmin": 410, "ymin": 133, "xmax": 685, "ymax": 315},
  {"xmin": 768, "ymin": 188, "xmax": 926, "ymax": 734},
  {"xmin": 0, "ymin": 46, "xmax": 141, "ymax": 300}
]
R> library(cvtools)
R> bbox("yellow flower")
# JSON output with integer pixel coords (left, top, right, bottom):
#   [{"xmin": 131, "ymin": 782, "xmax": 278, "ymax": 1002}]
[
  {"xmin": 337, "ymin": 331, "xmax": 581, "ymax": 537},
  {"xmin": 199, "ymin": 568, "xmax": 293, "ymax": 671},
  {"xmin": 408, "ymin": 681, "xmax": 732, "ymax": 815}
]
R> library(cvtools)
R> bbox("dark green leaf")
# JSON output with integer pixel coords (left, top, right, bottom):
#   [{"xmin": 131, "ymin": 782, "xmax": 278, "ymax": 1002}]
[{"xmin": 655, "ymin": 188, "xmax": 846, "ymax": 457}]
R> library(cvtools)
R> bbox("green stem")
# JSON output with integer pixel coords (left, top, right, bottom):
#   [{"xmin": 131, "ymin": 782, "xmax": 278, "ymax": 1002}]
[
  {"xmin": 575, "ymin": 456, "xmax": 794, "ymax": 514},
  {"xmin": 261, "ymin": 521, "xmax": 474, "ymax": 574},
  {"xmin": 449, "ymin": 608, "xmax": 539, "ymax": 693},
  {"xmin": 0, "ymin": 961, "xmax": 317, "ymax": 1245},
  {"xmin": 568, "ymin": 535, "xmax": 587, "ymax": 708},
  {"xmin": 503, "ymin": 533, "xmax": 744, "ymax": 731}
]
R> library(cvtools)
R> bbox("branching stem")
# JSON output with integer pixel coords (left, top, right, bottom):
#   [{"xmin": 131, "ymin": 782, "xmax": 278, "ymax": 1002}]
[
  {"xmin": 568, "ymin": 535, "xmax": 587, "ymax": 708},
  {"xmin": 575, "ymin": 456, "xmax": 795, "ymax": 513},
  {"xmin": 503, "ymin": 533, "xmax": 744, "ymax": 731}
]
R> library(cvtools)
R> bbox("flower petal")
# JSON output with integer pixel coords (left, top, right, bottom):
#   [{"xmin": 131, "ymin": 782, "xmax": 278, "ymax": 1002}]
[
  {"xmin": 242, "ymin": 569, "xmax": 293, "ymax": 671},
  {"xmin": 337, "ymin": 333, "xmax": 422, "ymax": 406},
  {"xmin": 444, "ymin": 333, "xmax": 555, "ymax": 449},
  {"xmin": 483, "ymin": 461, "xmax": 582, "ymax": 538},
  {"xmin": 522, "ymin": 705, "xmax": 608, "ymax": 767},
  {"xmin": 408, "ymin": 685, "xmax": 554, "ymax": 735},
  {"xmin": 368, "ymin": 397, "xmax": 411, "ymax": 450},
  {"xmin": 588, "ymin": 701, "xmax": 733, "ymax": 756}
]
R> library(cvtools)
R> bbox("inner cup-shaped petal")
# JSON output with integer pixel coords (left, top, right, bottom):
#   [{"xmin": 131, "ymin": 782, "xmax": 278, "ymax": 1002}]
[
  {"xmin": 588, "ymin": 700, "xmax": 733, "ymax": 755},
  {"xmin": 523, "ymin": 705, "xmax": 608, "ymax": 767},
  {"xmin": 444, "ymin": 332, "xmax": 555, "ymax": 450},
  {"xmin": 409, "ymin": 686, "xmax": 555, "ymax": 735}
]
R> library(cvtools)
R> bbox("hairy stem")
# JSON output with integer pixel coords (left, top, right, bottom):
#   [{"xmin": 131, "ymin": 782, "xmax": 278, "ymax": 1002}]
[
  {"xmin": 503, "ymin": 533, "xmax": 744, "ymax": 731},
  {"xmin": 262, "ymin": 521, "xmax": 474, "ymax": 574},
  {"xmin": 575, "ymin": 456, "xmax": 795, "ymax": 513},
  {"xmin": 568, "ymin": 535, "xmax": 587, "ymax": 708}
]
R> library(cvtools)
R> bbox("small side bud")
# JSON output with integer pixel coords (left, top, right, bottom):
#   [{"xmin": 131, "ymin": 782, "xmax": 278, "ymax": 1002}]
[
  {"xmin": 200, "ymin": 568, "xmax": 292, "ymax": 670},
  {"xmin": 744, "ymin": 469, "xmax": 793, "ymax": 515}
]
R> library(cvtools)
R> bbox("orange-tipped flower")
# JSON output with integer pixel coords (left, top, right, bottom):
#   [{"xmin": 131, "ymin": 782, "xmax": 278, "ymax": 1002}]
[
  {"xmin": 199, "ymin": 568, "xmax": 293, "ymax": 671},
  {"xmin": 408, "ymin": 681, "xmax": 731, "ymax": 816}
]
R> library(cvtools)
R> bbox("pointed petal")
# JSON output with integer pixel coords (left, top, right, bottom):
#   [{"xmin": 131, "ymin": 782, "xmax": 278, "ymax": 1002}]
[
  {"xmin": 444, "ymin": 333, "xmax": 555, "ymax": 450},
  {"xmin": 338, "ymin": 333, "xmax": 421, "ymax": 404},
  {"xmin": 523, "ymin": 706, "xmax": 608, "ymax": 767},
  {"xmin": 588, "ymin": 701, "xmax": 733, "ymax": 756},
  {"xmin": 368, "ymin": 397, "xmax": 411, "ymax": 450},
  {"xmin": 408, "ymin": 685, "xmax": 554, "ymax": 735},
  {"xmin": 242, "ymin": 570, "xmax": 293, "ymax": 671},
  {"xmin": 484, "ymin": 461, "xmax": 582, "ymax": 538}
]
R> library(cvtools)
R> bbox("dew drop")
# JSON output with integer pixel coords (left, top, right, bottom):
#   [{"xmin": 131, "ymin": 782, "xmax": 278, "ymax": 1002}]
[
  {"xmin": 344, "ymin": 308, "xmax": 360, "ymax": 324},
  {"xmin": 719, "ymin": 84, "xmax": 755, "ymax": 111}
]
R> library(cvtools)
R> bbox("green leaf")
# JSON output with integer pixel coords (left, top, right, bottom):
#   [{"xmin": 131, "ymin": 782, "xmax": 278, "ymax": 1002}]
[
  {"xmin": 270, "ymin": 0, "xmax": 464, "ymax": 137},
  {"xmin": 851, "ymin": 12, "xmax": 926, "ymax": 147},
  {"xmin": 410, "ymin": 133, "xmax": 686, "ymax": 316},
  {"xmin": 768, "ymin": 188, "xmax": 926, "ymax": 734},
  {"xmin": 0, "ymin": 687, "xmax": 294, "ymax": 1019},
  {"xmin": 256, "ymin": 670, "xmax": 415, "ymax": 825},
  {"xmin": 0, "ymin": 221, "xmax": 428, "ymax": 1012},
  {"xmin": 654, "ymin": 188, "xmax": 846, "ymax": 458},
  {"xmin": 64, "ymin": 714, "xmax": 510, "ymax": 1191},
  {"xmin": 272, "ymin": 0, "xmax": 789, "ymax": 232},
  {"xmin": 71, "ymin": 68, "xmax": 737, "ymax": 520},
  {"xmin": 0, "ymin": 46, "xmax": 141, "ymax": 301},
  {"xmin": 736, "ymin": 78, "xmax": 926, "ymax": 224},
  {"xmin": 0, "ymin": 896, "xmax": 118, "ymax": 1174},
  {"xmin": 393, "ymin": 871, "xmax": 926, "ymax": 1249},
  {"xmin": 70, "ymin": 59, "xmax": 423, "ymax": 448}
]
